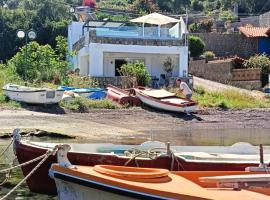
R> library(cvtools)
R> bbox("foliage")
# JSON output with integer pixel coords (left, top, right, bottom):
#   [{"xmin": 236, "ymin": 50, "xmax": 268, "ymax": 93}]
[
  {"xmin": 219, "ymin": 10, "xmax": 237, "ymax": 21},
  {"xmin": 191, "ymin": 0, "xmax": 204, "ymax": 11},
  {"xmin": 163, "ymin": 57, "xmax": 174, "ymax": 74},
  {"xmin": 203, "ymin": 51, "xmax": 215, "ymax": 60},
  {"xmin": 83, "ymin": 0, "xmax": 96, "ymax": 7},
  {"xmin": 118, "ymin": 62, "xmax": 151, "ymax": 86},
  {"xmin": 189, "ymin": 19, "xmax": 213, "ymax": 33},
  {"xmin": 60, "ymin": 97, "xmax": 122, "ymax": 112},
  {"xmin": 188, "ymin": 35, "xmax": 205, "ymax": 57},
  {"xmin": 132, "ymin": 0, "xmax": 158, "ymax": 14},
  {"xmin": 7, "ymin": 37, "xmax": 71, "ymax": 84},
  {"xmin": 68, "ymin": 75, "xmax": 100, "ymax": 88},
  {"xmin": 0, "ymin": 92, "xmax": 21, "ymax": 108},
  {"xmin": 193, "ymin": 87, "xmax": 270, "ymax": 109},
  {"xmin": 244, "ymin": 54, "xmax": 270, "ymax": 74}
]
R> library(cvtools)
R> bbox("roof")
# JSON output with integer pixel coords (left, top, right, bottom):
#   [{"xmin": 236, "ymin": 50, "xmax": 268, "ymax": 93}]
[
  {"xmin": 239, "ymin": 27, "xmax": 270, "ymax": 38},
  {"xmin": 130, "ymin": 13, "xmax": 179, "ymax": 25}
]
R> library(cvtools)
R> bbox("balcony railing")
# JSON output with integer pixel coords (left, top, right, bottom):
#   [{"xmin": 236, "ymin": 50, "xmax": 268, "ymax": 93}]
[{"xmin": 89, "ymin": 26, "xmax": 182, "ymax": 40}]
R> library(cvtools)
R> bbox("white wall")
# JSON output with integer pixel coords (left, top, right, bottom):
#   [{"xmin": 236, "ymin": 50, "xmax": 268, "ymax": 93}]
[
  {"xmin": 87, "ymin": 43, "xmax": 188, "ymax": 77},
  {"xmin": 68, "ymin": 22, "xmax": 84, "ymax": 52},
  {"xmin": 103, "ymin": 52, "xmax": 177, "ymax": 77}
]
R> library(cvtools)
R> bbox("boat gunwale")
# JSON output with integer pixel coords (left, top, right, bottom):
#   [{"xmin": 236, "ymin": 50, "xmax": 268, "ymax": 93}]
[{"xmin": 17, "ymin": 140, "xmax": 270, "ymax": 164}]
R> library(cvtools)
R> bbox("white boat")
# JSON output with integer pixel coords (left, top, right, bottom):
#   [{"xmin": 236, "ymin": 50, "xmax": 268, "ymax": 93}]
[
  {"xmin": 134, "ymin": 88, "xmax": 197, "ymax": 113},
  {"xmin": 2, "ymin": 84, "xmax": 64, "ymax": 104}
]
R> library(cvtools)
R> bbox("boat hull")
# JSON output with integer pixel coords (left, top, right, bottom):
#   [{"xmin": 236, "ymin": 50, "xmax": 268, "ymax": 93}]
[
  {"xmin": 135, "ymin": 89, "xmax": 196, "ymax": 113},
  {"xmin": 54, "ymin": 179, "xmax": 137, "ymax": 200},
  {"xmin": 107, "ymin": 85, "xmax": 141, "ymax": 106},
  {"xmin": 14, "ymin": 140, "xmax": 269, "ymax": 195},
  {"xmin": 3, "ymin": 88, "xmax": 64, "ymax": 104}
]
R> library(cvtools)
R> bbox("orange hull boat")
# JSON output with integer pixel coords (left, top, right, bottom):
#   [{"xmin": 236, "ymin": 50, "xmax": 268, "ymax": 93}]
[{"xmin": 50, "ymin": 164, "xmax": 270, "ymax": 200}]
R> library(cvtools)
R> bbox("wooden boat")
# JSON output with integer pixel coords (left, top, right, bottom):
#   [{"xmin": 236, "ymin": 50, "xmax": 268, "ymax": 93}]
[
  {"xmin": 59, "ymin": 86, "xmax": 106, "ymax": 99},
  {"xmin": 106, "ymin": 85, "xmax": 141, "ymax": 106},
  {"xmin": 2, "ymin": 84, "xmax": 64, "ymax": 104},
  {"xmin": 134, "ymin": 88, "xmax": 197, "ymax": 113},
  {"xmin": 49, "ymin": 146, "xmax": 270, "ymax": 200},
  {"xmin": 12, "ymin": 129, "xmax": 270, "ymax": 195}
]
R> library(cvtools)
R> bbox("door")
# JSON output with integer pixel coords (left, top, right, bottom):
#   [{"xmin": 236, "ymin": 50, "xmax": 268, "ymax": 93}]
[
  {"xmin": 259, "ymin": 38, "xmax": 270, "ymax": 56},
  {"xmin": 115, "ymin": 59, "xmax": 127, "ymax": 76}
]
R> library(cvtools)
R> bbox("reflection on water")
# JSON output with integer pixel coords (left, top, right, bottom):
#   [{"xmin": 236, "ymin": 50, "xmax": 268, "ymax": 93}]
[
  {"xmin": 142, "ymin": 128, "xmax": 270, "ymax": 146},
  {"xmin": 1, "ymin": 128, "xmax": 270, "ymax": 199}
]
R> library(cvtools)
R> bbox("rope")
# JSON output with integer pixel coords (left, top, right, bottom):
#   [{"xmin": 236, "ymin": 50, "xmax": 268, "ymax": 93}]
[
  {"xmin": 124, "ymin": 147, "xmax": 185, "ymax": 171},
  {"xmin": 0, "ymin": 154, "xmax": 47, "ymax": 173},
  {"xmin": 0, "ymin": 146, "xmax": 59, "ymax": 200},
  {"xmin": 0, "ymin": 139, "xmax": 13, "ymax": 158}
]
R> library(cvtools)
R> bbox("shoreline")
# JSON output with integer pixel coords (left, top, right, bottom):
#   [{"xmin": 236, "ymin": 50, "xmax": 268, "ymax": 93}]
[{"xmin": 1, "ymin": 107, "xmax": 270, "ymax": 145}]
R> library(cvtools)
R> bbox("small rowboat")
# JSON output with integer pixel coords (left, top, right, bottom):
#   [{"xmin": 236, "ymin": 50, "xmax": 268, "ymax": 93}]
[
  {"xmin": 49, "ymin": 145, "xmax": 270, "ymax": 200},
  {"xmin": 106, "ymin": 85, "xmax": 141, "ymax": 106},
  {"xmin": 2, "ymin": 84, "xmax": 64, "ymax": 104},
  {"xmin": 59, "ymin": 86, "xmax": 106, "ymax": 100},
  {"xmin": 12, "ymin": 129, "xmax": 270, "ymax": 195},
  {"xmin": 134, "ymin": 88, "xmax": 197, "ymax": 113}
]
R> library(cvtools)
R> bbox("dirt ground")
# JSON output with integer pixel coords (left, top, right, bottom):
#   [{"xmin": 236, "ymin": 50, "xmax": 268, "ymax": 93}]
[{"xmin": 1, "ymin": 106, "xmax": 270, "ymax": 145}]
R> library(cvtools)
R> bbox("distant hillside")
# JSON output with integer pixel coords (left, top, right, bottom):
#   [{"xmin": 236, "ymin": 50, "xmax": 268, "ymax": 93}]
[{"xmin": 97, "ymin": 0, "xmax": 270, "ymax": 15}]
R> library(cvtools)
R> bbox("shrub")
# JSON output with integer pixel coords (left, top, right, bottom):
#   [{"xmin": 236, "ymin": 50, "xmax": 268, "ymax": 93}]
[
  {"xmin": 219, "ymin": 11, "xmax": 237, "ymax": 21},
  {"xmin": 203, "ymin": 51, "xmax": 215, "ymax": 61},
  {"xmin": 60, "ymin": 98, "xmax": 122, "ymax": 112},
  {"xmin": 244, "ymin": 54, "xmax": 270, "ymax": 74},
  {"xmin": 163, "ymin": 57, "xmax": 174, "ymax": 74},
  {"xmin": 6, "ymin": 37, "xmax": 72, "ymax": 85},
  {"xmin": 189, "ymin": 36, "xmax": 205, "ymax": 57},
  {"xmin": 118, "ymin": 62, "xmax": 151, "ymax": 86},
  {"xmin": 189, "ymin": 20, "xmax": 213, "ymax": 33}
]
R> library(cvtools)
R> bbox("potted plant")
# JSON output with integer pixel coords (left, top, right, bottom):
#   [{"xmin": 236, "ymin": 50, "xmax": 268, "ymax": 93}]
[{"xmin": 163, "ymin": 57, "xmax": 174, "ymax": 87}]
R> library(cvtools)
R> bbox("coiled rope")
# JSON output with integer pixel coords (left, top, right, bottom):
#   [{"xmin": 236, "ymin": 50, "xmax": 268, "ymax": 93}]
[{"xmin": 0, "ymin": 146, "xmax": 59, "ymax": 200}]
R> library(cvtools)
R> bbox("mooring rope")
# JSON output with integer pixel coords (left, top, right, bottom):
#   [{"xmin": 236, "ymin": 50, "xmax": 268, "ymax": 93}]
[
  {"xmin": 0, "ymin": 154, "xmax": 47, "ymax": 173},
  {"xmin": 0, "ymin": 146, "xmax": 59, "ymax": 200}
]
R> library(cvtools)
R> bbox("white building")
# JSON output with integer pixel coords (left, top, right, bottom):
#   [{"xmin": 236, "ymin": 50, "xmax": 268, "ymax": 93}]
[{"xmin": 68, "ymin": 13, "xmax": 189, "ymax": 82}]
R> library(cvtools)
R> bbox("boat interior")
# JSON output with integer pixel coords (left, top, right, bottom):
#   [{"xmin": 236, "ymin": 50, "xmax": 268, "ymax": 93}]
[{"xmin": 23, "ymin": 140, "xmax": 270, "ymax": 163}]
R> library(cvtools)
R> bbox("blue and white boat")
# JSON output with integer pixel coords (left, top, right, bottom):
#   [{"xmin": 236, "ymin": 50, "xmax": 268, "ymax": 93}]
[{"xmin": 59, "ymin": 86, "xmax": 106, "ymax": 100}]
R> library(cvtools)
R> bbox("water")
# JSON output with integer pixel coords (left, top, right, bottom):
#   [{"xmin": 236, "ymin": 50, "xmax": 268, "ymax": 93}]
[{"xmin": 1, "ymin": 128, "xmax": 270, "ymax": 199}]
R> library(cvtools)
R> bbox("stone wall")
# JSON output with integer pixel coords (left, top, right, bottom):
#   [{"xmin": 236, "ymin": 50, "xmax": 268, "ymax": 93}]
[
  {"xmin": 192, "ymin": 33, "xmax": 258, "ymax": 58},
  {"xmin": 189, "ymin": 59, "xmax": 262, "ymax": 90},
  {"xmin": 260, "ymin": 11, "xmax": 270, "ymax": 27},
  {"xmin": 189, "ymin": 59, "xmax": 233, "ymax": 84}
]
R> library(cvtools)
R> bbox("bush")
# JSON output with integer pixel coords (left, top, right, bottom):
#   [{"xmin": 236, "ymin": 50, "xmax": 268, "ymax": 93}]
[
  {"xmin": 6, "ymin": 37, "xmax": 71, "ymax": 85},
  {"xmin": 244, "ymin": 54, "xmax": 270, "ymax": 74},
  {"xmin": 60, "ymin": 98, "xmax": 122, "ymax": 112},
  {"xmin": 203, "ymin": 51, "xmax": 215, "ymax": 60},
  {"xmin": 219, "ymin": 11, "xmax": 237, "ymax": 21},
  {"xmin": 189, "ymin": 36, "xmax": 205, "ymax": 57},
  {"xmin": 118, "ymin": 62, "xmax": 151, "ymax": 86},
  {"xmin": 189, "ymin": 20, "xmax": 213, "ymax": 33}
]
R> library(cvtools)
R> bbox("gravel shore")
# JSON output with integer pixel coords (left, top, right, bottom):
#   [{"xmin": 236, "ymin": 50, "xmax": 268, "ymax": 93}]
[{"xmin": 0, "ymin": 107, "xmax": 270, "ymax": 145}]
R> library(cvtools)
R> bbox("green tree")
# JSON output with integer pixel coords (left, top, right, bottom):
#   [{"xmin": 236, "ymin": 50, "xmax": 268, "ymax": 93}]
[
  {"xmin": 7, "ymin": 37, "xmax": 71, "ymax": 84},
  {"xmin": 188, "ymin": 35, "xmax": 205, "ymax": 57}
]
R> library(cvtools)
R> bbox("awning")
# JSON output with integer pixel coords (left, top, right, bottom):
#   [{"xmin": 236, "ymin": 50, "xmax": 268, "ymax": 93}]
[{"xmin": 130, "ymin": 12, "xmax": 179, "ymax": 25}]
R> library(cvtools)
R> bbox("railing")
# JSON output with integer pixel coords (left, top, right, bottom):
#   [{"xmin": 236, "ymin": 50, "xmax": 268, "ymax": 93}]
[{"xmin": 90, "ymin": 26, "xmax": 182, "ymax": 40}]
